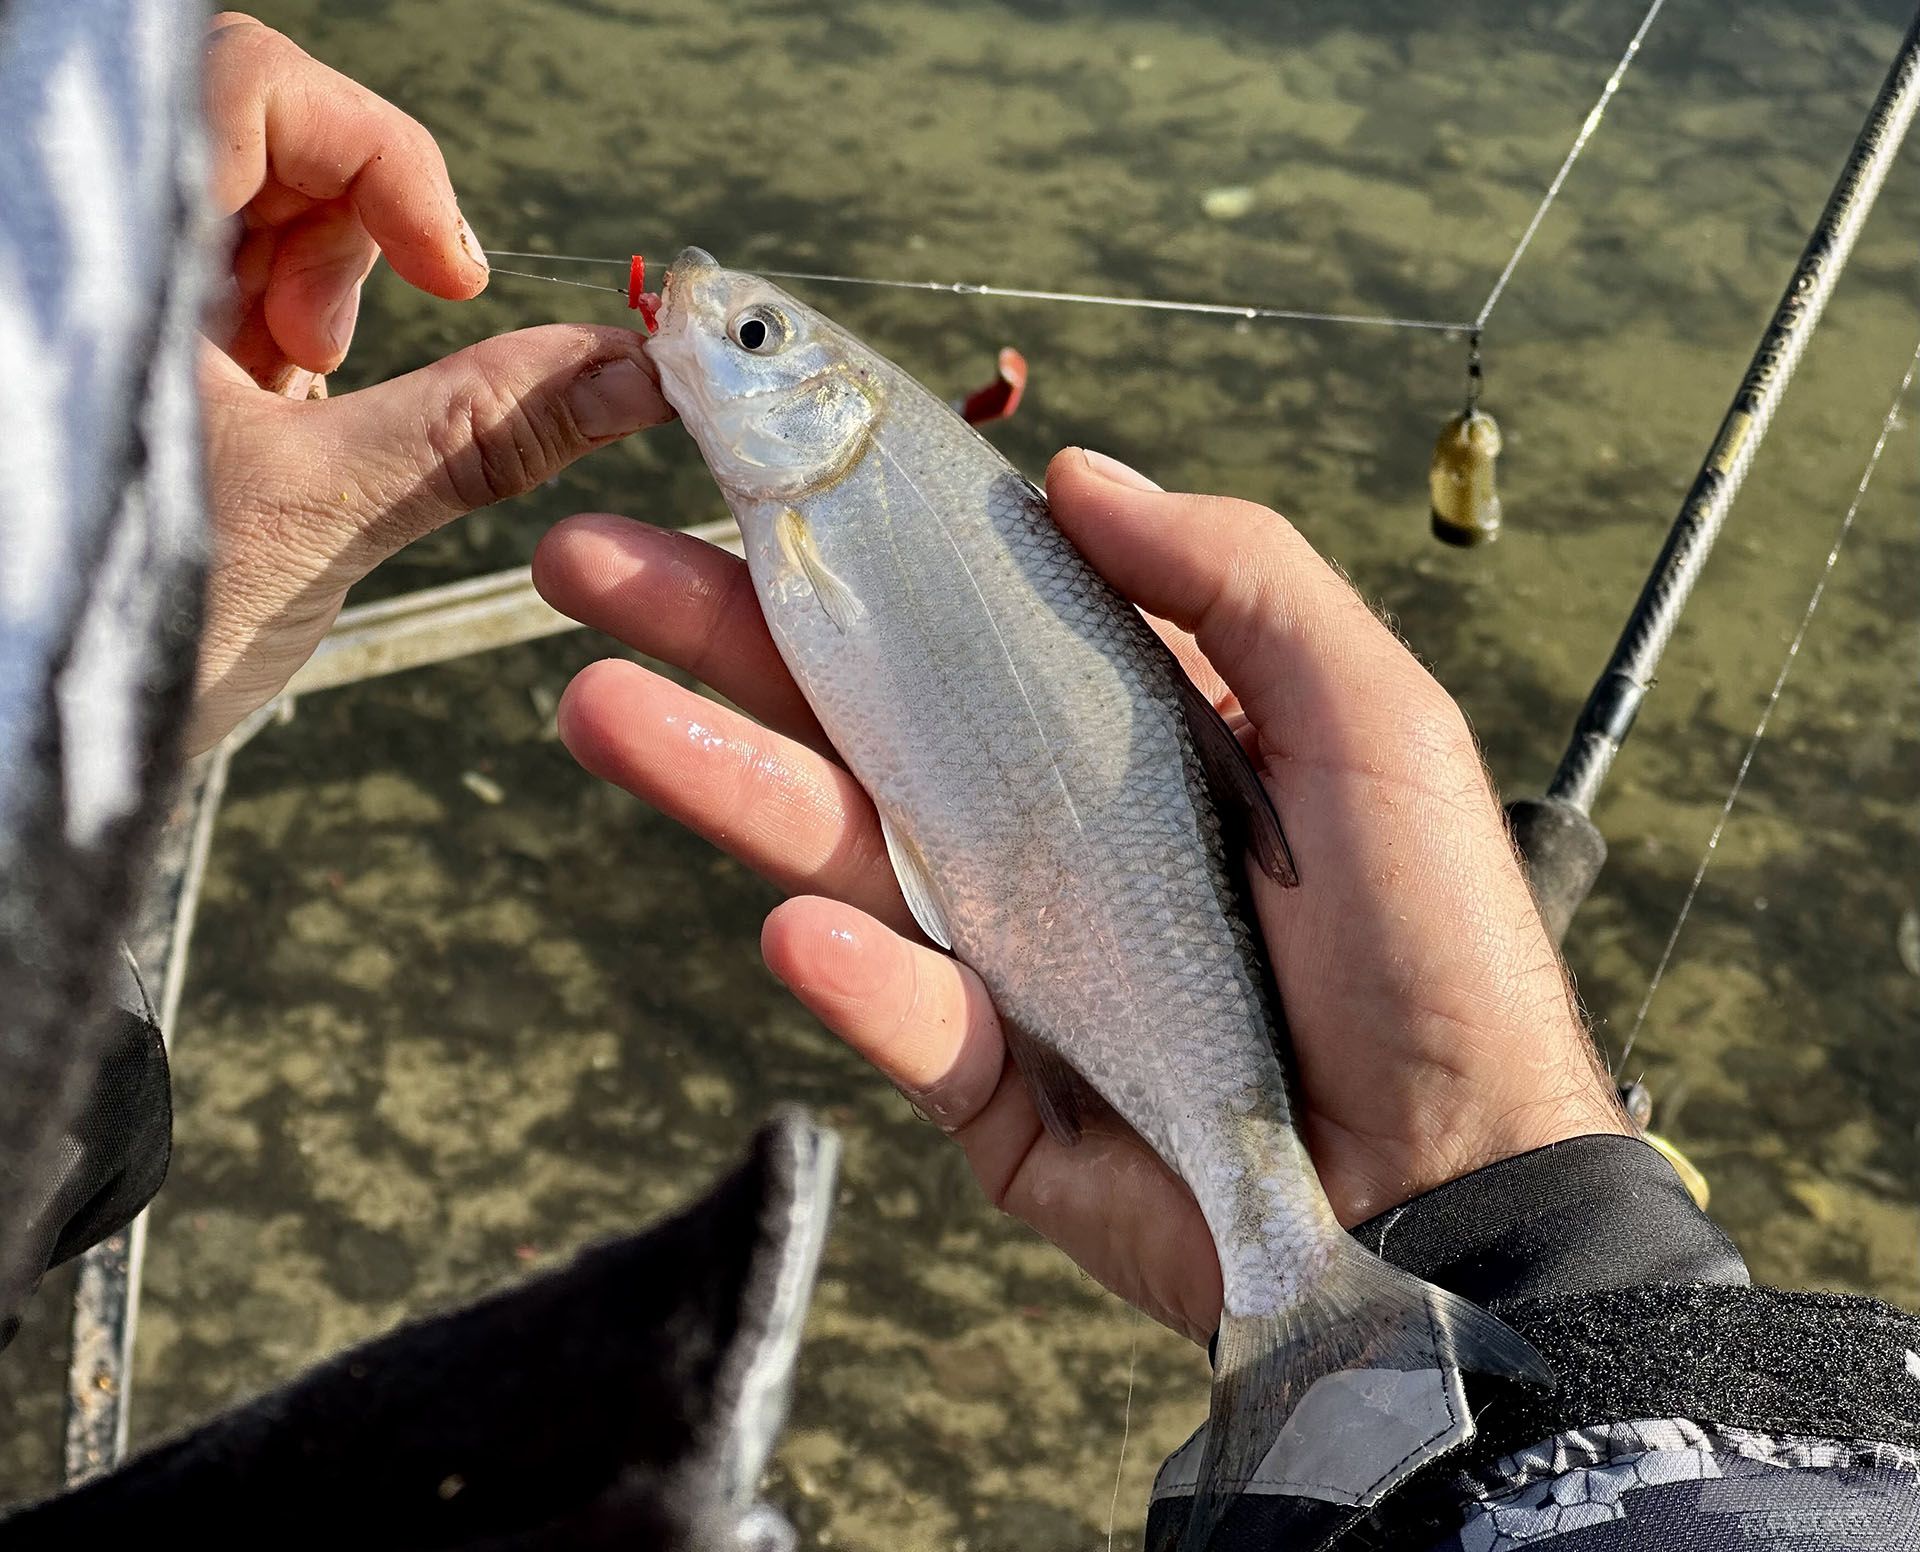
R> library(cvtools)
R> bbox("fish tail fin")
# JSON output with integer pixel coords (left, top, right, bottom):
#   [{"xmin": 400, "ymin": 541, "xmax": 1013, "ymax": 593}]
[{"xmin": 1176, "ymin": 1239, "xmax": 1551, "ymax": 1552}]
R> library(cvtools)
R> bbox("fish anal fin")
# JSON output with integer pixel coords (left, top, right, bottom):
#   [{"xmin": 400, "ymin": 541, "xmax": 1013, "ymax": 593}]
[
  {"xmin": 777, "ymin": 507, "xmax": 866, "ymax": 633},
  {"xmin": 877, "ymin": 810, "xmax": 952, "ymax": 951},
  {"xmin": 1174, "ymin": 675, "xmax": 1298, "ymax": 888},
  {"xmin": 1000, "ymin": 1017, "xmax": 1103, "ymax": 1147}
]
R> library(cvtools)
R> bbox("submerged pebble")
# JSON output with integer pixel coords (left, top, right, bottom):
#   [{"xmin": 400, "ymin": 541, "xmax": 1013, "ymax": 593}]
[
  {"xmin": 1897, "ymin": 907, "xmax": 1920, "ymax": 979},
  {"xmin": 1200, "ymin": 185, "xmax": 1256, "ymax": 220},
  {"xmin": 460, "ymin": 770, "xmax": 506, "ymax": 805},
  {"xmin": 1785, "ymin": 1176, "xmax": 1839, "ymax": 1226}
]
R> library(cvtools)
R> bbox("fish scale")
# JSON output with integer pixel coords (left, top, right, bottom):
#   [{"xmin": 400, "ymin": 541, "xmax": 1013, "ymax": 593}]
[
  {"xmin": 777, "ymin": 435, "xmax": 1287, "ymax": 1217},
  {"xmin": 647, "ymin": 247, "xmax": 1551, "ymax": 1551}
]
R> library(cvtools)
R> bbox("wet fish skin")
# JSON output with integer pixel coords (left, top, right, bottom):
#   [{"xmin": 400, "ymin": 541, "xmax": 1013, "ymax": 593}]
[
  {"xmin": 648, "ymin": 247, "xmax": 1310, "ymax": 1281},
  {"xmin": 647, "ymin": 247, "xmax": 1548, "ymax": 1549}
]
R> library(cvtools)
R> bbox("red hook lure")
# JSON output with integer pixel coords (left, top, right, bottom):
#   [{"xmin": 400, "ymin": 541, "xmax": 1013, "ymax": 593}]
[
  {"xmin": 628, "ymin": 254, "xmax": 661, "ymax": 333},
  {"xmin": 627, "ymin": 254, "xmax": 1022, "ymax": 427},
  {"xmin": 957, "ymin": 347, "xmax": 1028, "ymax": 426}
]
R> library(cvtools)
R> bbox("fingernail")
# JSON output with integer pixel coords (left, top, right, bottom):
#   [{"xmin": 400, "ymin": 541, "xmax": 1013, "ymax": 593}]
[
  {"xmin": 1080, "ymin": 448, "xmax": 1162, "ymax": 491},
  {"xmin": 570, "ymin": 358, "xmax": 654, "ymax": 439},
  {"xmin": 456, "ymin": 213, "xmax": 487, "ymax": 272},
  {"xmin": 321, "ymin": 286, "xmax": 360, "ymax": 358}
]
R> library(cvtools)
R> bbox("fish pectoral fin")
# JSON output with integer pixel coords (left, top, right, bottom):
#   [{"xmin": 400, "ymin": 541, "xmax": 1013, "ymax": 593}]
[
  {"xmin": 877, "ymin": 810, "xmax": 953, "ymax": 951},
  {"xmin": 1174, "ymin": 675, "xmax": 1298, "ymax": 888},
  {"xmin": 1000, "ymin": 1017, "xmax": 1103, "ymax": 1147},
  {"xmin": 777, "ymin": 507, "xmax": 866, "ymax": 633}
]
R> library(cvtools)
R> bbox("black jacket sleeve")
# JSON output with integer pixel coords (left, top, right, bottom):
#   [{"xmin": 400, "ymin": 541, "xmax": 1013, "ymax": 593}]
[
  {"xmin": 1, "ymin": 1113, "xmax": 835, "ymax": 1552},
  {"xmin": 1147, "ymin": 1134, "xmax": 1920, "ymax": 1551},
  {"xmin": 0, "ymin": 951, "xmax": 172, "ymax": 1352}
]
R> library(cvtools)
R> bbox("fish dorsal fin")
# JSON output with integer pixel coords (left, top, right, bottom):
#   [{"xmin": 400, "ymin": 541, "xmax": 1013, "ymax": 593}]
[
  {"xmin": 1174, "ymin": 675, "xmax": 1299, "ymax": 888},
  {"xmin": 877, "ymin": 810, "xmax": 953, "ymax": 950},
  {"xmin": 1000, "ymin": 1016, "xmax": 1103, "ymax": 1147},
  {"xmin": 777, "ymin": 507, "xmax": 866, "ymax": 633}
]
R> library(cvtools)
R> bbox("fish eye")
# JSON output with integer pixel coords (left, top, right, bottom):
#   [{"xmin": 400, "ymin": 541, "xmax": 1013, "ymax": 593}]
[{"xmin": 729, "ymin": 305, "xmax": 789, "ymax": 355}]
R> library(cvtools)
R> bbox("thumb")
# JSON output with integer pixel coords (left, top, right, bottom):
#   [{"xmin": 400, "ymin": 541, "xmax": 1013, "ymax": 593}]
[
  {"xmin": 309, "ymin": 323, "xmax": 671, "ymax": 581},
  {"xmin": 1044, "ymin": 446, "xmax": 1442, "ymax": 758}
]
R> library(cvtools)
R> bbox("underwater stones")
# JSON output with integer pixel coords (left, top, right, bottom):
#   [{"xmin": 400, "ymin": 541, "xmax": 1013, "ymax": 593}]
[{"xmin": 1199, "ymin": 185, "xmax": 1255, "ymax": 221}]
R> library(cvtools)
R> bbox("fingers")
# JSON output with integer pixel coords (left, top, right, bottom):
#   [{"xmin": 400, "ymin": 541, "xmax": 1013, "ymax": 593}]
[
  {"xmin": 1045, "ymin": 448, "xmax": 1466, "ymax": 775},
  {"xmin": 1146, "ymin": 615, "xmax": 1236, "ymax": 717},
  {"xmin": 260, "ymin": 200, "xmax": 379, "ymax": 372},
  {"xmin": 554, "ymin": 659, "xmax": 916, "ymax": 936},
  {"xmin": 1045, "ymin": 449, "xmax": 1629, "ymax": 1190},
  {"xmin": 532, "ymin": 514, "xmax": 826, "ymax": 747},
  {"xmin": 760, "ymin": 897, "xmax": 1222, "ymax": 1337},
  {"xmin": 210, "ymin": 225, "xmax": 293, "ymax": 385},
  {"xmin": 988, "ymin": 1121, "xmax": 1225, "ymax": 1342},
  {"xmin": 204, "ymin": 15, "xmax": 487, "ymax": 300},
  {"xmin": 534, "ymin": 512, "xmax": 1234, "ymax": 747},
  {"xmin": 312, "ymin": 324, "xmax": 669, "ymax": 577},
  {"xmin": 760, "ymin": 897, "xmax": 1007, "ymax": 1130},
  {"xmin": 762, "ymin": 895, "xmax": 1225, "ymax": 1340},
  {"xmin": 188, "ymin": 324, "xmax": 670, "ymax": 753}
]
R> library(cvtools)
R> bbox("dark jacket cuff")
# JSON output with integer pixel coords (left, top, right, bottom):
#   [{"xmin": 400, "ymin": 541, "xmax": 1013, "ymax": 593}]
[{"xmin": 1349, "ymin": 1132, "xmax": 1748, "ymax": 1302}]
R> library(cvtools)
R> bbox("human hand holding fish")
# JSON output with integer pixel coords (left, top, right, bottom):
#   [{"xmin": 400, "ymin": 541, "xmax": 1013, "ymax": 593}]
[
  {"xmin": 536, "ymin": 451, "xmax": 1632, "ymax": 1346},
  {"xmin": 187, "ymin": 14, "xmax": 670, "ymax": 752},
  {"xmin": 536, "ymin": 249, "xmax": 1647, "ymax": 1539}
]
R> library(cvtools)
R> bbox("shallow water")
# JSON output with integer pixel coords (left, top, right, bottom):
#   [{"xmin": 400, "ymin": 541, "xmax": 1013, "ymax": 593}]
[{"xmin": 3, "ymin": 0, "xmax": 1917, "ymax": 1543}]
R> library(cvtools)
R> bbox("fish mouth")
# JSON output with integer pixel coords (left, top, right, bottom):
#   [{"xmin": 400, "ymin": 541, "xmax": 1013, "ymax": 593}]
[
  {"xmin": 656, "ymin": 246, "xmax": 721, "ymax": 336},
  {"xmin": 646, "ymin": 247, "xmax": 726, "ymax": 426}
]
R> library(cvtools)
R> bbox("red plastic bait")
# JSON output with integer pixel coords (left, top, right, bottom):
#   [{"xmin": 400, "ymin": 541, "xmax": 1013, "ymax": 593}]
[
  {"xmin": 957, "ymin": 347, "xmax": 1028, "ymax": 426},
  {"xmin": 627, "ymin": 254, "xmax": 662, "ymax": 332}
]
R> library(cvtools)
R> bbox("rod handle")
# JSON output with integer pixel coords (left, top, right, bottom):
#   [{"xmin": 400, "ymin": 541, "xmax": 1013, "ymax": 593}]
[{"xmin": 1506, "ymin": 795, "xmax": 1608, "ymax": 946}]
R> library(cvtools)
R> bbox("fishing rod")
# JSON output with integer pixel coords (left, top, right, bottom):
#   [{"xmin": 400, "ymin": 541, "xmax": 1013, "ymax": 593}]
[{"xmin": 1508, "ymin": 2, "xmax": 1920, "ymax": 946}]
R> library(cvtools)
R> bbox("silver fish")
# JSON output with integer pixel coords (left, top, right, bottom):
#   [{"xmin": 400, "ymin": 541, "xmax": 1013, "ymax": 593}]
[{"xmin": 647, "ymin": 248, "xmax": 1549, "ymax": 1548}]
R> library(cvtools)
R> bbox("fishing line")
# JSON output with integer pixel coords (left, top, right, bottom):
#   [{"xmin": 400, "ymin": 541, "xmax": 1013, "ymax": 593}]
[
  {"xmin": 485, "ymin": 264, "xmax": 627, "ymax": 296},
  {"xmin": 1471, "ymin": 0, "xmax": 1668, "ymax": 334},
  {"xmin": 1105, "ymin": 1307, "xmax": 1142, "ymax": 1552},
  {"xmin": 756, "ymin": 273, "xmax": 1464, "ymax": 331},
  {"xmin": 1613, "ymin": 336, "xmax": 1920, "ymax": 1079},
  {"xmin": 491, "ymin": 0, "xmax": 1669, "ymax": 367},
  {"xmin": 483, "ymin": 250, "xmax": 628, "ymax": 265},
  {"xmin": 482, "ymin": 249, "xmax": 1464, "ymax": 332},
  {"xmin": 1452, "ymin": 0, "xmax": 1666, "ymax": 404}
]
